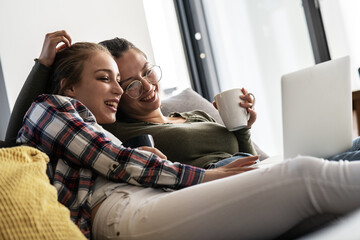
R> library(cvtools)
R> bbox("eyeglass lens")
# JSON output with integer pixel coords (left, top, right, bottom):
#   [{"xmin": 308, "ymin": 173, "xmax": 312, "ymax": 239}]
[
  {"xmin": 126, "ymin": 66, "xmax": 162, "ymax": 99},
  {"xmin": 146, "ymin": 66, "xmax": 162, "ymax": 83}
]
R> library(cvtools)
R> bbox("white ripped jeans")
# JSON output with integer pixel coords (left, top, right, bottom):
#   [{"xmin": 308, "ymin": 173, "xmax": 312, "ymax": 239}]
[{"xmin": 92, "ymin": 156, "xmax": 360, "ymax": 240}]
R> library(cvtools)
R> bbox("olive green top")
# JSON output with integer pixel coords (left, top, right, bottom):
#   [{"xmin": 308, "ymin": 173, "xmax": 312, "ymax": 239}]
[{"xmin": 103, "ymin": 110, "xmax": 256, "ymax": 168}]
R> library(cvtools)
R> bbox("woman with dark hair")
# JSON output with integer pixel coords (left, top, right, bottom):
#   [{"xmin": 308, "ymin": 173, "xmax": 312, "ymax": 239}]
[
  {"xmin": 16, "ymin": 30, "xmax": 360, "ymax": 240},
  {"xmin": 99, "ymin": 37, "xmax": 258, "ymax": 169},
  {"xmin": 99, "ymin": 37, "xmax": 360, "ymax": 167}
]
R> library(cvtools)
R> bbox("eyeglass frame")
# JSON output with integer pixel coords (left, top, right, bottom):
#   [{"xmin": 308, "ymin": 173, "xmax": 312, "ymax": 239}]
[{"xmin": 119, "ymin": 64, "xmax": 162, "ymax": 99}]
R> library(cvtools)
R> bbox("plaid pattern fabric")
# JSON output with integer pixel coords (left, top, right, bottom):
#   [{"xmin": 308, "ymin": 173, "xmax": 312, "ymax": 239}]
[{"xmin": 17, "ymin": 94, "xmax": 204, "ymax": 239}]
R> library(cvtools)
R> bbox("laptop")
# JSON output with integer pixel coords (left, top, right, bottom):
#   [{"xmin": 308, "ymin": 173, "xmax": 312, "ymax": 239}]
[{"xmin": 257, "ymin": 56, "xmax": 353, "ymax": 167}]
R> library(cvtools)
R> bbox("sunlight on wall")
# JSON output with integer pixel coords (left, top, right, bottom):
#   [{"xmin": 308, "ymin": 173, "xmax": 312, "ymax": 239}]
[{"xmin": 143, "ymin": 0, "xmax": 192, "ymax": 98}]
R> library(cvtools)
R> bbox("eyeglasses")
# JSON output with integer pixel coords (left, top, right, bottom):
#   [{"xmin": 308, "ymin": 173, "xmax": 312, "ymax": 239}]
[{"xmin": 120, "ymin": 65, "xmax": 162, "ymax": 99}]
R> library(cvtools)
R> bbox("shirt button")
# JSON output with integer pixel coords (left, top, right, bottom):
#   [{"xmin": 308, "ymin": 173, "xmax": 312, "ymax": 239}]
[{"xmin": 112, "ymin": 163, "xmax": 118, "ymax": 170}]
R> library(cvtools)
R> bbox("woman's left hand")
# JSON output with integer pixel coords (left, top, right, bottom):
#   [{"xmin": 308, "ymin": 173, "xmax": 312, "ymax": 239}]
[
  {"xmin": 239, "ymin": 88, "xmax": 257, "ymax": 128},
  {"xmin": 202, "ymin": 155, "xmax": 259, "ymax": 183},
  {"xmin": 137, "ymin": 146, "xmax": 167, "ymax": 159}
]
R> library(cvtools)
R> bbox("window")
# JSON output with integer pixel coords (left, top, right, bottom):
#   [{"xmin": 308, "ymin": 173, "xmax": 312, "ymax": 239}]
[
  {"xmin": 320, "ymin": 0, "xmax": 360, "ymax": 90},
  {"xmin": 143, "ymin": 0, "xmax": 192, "ymax": 98},
  {"xmin": 201, "ymin": 0, "xmax": 314, "ymax": 155},
  {"xmin": 146, "ymin": 0, "xmax": 353, "ymax": 156}
]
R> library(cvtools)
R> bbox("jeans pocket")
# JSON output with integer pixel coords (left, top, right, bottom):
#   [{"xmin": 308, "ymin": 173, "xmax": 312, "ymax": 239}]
[{"xmin": 106, "ymin": 193, "xmax": 131, "ymax": 226}]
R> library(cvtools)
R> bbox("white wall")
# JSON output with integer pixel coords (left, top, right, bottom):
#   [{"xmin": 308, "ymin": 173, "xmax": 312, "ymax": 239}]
[{"xmin": 0, "ymin": 0, "xmax": 155, "ymax": 112}]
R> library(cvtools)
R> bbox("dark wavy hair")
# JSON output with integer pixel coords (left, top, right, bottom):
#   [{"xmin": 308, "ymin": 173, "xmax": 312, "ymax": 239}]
[{"xmin": 99, "ymin": 37, "xmax": 147, "ymax": 59}]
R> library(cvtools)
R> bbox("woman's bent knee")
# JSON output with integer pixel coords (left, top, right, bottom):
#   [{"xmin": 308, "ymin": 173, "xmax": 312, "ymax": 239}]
[{"xmin": 285, "ymin": 156, "xmax": 325, "ymax": 178}]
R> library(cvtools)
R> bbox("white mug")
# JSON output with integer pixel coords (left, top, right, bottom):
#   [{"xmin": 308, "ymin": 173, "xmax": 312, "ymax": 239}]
[{"xmin": 214, "ymin": 88, "xmax": 255, "ymax": 131}]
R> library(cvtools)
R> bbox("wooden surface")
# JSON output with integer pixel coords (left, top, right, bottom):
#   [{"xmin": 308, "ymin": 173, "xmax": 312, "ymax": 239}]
[{"xmin": 353, "ymin": 90, "xmax": 360, "ymax": 136}]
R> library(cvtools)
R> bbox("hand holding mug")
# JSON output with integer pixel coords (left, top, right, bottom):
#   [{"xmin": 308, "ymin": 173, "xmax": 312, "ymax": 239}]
[
  {"xmin": 239, "ymin": 88, "xmax": 257, "ymax": 128},
  {"xmin": 214, "ymin": 88, "xmax": 256, "ymax": 131}
]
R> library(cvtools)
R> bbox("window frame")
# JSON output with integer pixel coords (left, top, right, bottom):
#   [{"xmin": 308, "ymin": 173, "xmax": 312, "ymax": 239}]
[{"xmin": 174, "ymin": 0, "xmax": 331, "ymax": 98}]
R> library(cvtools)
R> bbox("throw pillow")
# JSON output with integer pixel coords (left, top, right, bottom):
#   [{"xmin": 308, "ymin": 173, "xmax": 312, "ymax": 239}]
[{"xmin": 0, "ymin": 146, "xmax": 85, "ymax": 240}]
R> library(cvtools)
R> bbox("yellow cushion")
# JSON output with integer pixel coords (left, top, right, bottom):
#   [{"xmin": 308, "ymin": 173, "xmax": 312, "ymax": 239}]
[{"xmin": 0, "ymin": 146, "xmax": 85, "ymax": 240}]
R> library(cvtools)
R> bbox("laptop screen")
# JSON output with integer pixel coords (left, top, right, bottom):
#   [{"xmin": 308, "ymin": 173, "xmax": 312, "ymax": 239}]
[{"xmin": 281, "ymin": 56, "xmax": 352, "ymax": 159}]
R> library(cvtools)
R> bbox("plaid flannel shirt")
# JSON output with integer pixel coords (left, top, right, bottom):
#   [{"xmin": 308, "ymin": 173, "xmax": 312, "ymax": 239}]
[{"xmin": 17, "ymin": 94, "xmax": 204, "ymax": 239}]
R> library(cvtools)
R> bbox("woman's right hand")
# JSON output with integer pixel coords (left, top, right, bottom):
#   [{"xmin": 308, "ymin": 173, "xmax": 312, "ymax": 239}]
[
  {"xmin": 213, "ymin": 88, "xmax": 257, "ymax": 128},
  {"xmin": 202, "ymin": 155, "xmax": 258, "ymax": 183},
  {"xmin": 38, "ymin": 30, "xmax": 72, "ymax": 67},
  {"xmin": 137, "ymin": 146, "xmax": 167, "ymax": 160}
]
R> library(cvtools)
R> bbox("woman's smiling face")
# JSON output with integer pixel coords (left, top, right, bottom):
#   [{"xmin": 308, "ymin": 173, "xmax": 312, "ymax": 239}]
[
  {"xmin": 115, "ymin": 49, "xmax": 161, "ymax": 119},
  {"xmin": 66, "ymin": 51, "xmax": 123, "ymax": 124}
]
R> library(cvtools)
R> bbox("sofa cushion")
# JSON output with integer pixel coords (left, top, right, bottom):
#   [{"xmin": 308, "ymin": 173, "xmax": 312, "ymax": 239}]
[
  {"xmin": 161, "ymin": 88, "xmax": 224, "ymax": 124},
  {"xmin": 0, "ymin": 146, "xmax": 85, "ymax": 239}
]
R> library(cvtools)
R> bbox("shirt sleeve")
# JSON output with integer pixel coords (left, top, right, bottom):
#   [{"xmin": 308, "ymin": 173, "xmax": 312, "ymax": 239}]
[
  {"xmin": 187, "ymin": 110, "xmax": 257, "ymax": 155},
  {"xmin": 6, "ymin": 60, "xmax": 51, "ymax": 143},
  {"xmin": 233, "ymin": 128, "xmax": 257, "ymax": 155},
  {"xmin": 17, "ymin": 95, "xmax": 205, "ymax": 189}
]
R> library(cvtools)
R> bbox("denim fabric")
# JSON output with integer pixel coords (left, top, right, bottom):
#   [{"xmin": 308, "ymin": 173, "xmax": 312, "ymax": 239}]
[
  {"xmin": 329, "ymin": 137, "xmax": 360, "ymax": 161},
  {"xmin": 207, "ymin": 136, "xmax": 360, "ymax": 169},
  {"xmin": 206, "ymin": 152, "xmax": 254, "ymax": 169}
]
